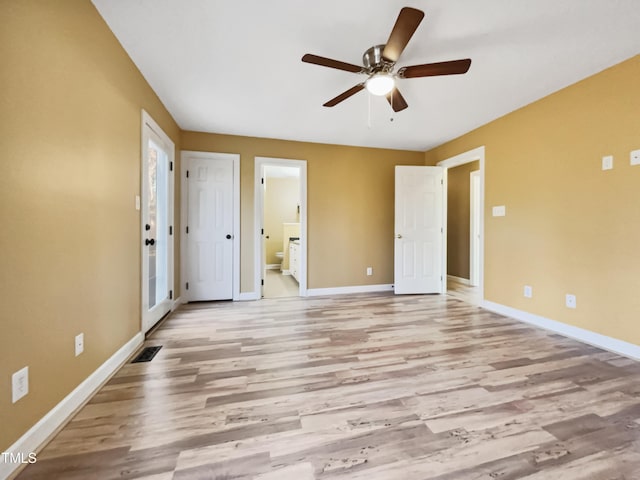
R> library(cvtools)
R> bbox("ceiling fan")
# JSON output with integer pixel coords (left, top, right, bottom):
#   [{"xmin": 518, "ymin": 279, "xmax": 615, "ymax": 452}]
[{"xmin": 302, "ymin": 7, "xmax": 471, "ymax": 112}]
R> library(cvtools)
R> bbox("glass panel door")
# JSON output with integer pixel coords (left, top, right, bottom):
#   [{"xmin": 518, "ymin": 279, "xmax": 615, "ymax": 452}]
[
  {"xmin": 146, "ymin": 138, "xmax": 169, "ymax": 308},
  {"xmin": 141, "ymin": 112, "xmax": 173, "ymax": 333}
]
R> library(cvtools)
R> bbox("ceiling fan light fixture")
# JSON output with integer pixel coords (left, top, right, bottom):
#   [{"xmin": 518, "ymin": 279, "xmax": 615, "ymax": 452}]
[{"xmin": 365, "ymin": 73, "xmax": 395, "ymax": 96}]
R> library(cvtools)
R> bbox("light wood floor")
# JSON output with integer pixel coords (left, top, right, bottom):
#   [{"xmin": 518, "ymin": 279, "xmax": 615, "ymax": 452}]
[
  {"xmin": 263, "ymin": 269, "xmax": 299, "ymax": 298},
  {"xmin": 16, "ymin": 293, "xmax": 640, "ymax": 479},
  {"xmin": 447, "ymin": 278, "xmax": 481, "ymax": 305}
]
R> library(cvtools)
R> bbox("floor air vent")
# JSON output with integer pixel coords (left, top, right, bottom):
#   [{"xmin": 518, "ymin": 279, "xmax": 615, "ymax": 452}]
[{"xmin": 131, "ymin": 346, "xmax": 162, "ymax": 363}]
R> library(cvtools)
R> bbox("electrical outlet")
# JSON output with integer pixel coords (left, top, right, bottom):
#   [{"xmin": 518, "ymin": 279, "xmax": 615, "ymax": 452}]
[
  {"xmin": 75, "ymin": 333, "xmax": 84, "ymax": 356},
  {"xmin": 492, "ymin": 205, "xmax": 506, "ymax": 217},
  {"xmin": 631, "ymin": 149, "xmax": 640, "ymax": 166},
  {"xmin": 366, "ymin": 267, "xmax": 373, "ymax": 276},
  {"xmin": 12, "ymin": 366, "xmax": 29, "ymax": 403},
  {"xmin": 524, "ymin": 285, "xmax": 533, "ymax": 298},
  {"xmin": 565, "ymin": 294, "xmax": 577, "ymax": 309},
  {"xmin": 602, "ymin": 155, "xmax": 613, "ymax": 170}
]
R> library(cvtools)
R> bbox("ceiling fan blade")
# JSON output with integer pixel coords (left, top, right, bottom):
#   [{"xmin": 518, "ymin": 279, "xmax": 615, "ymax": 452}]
[
  {"xmin": 302, "ymin": 54, "xmax": 364, "ymax": 73},
  {"xmin": 399, "ymin": 59, "xmax": 472, "ymax": 78},
  {"xmin": 323, "ymin": 83, "xmax": 365, "ymax": 107},
  {"xmin": 386, "ymin": 87, "xmax": 408, "ymax": 112},
  {"xmin": 382, "ymin": 7, "xmax": 425, "ymax": 63}
]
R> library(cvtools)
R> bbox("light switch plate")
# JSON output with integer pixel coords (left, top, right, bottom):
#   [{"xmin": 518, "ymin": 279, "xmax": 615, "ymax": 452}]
[
  {"xmin": 524, "ymin": 285, "xmax": 533, "ymax": 298},
  {"xmin": 366, "ymin": 267, "xmax": 373, "ymax": 276},
  {"xmin": 135, "ymin": 195, "xmax": 141, "ymax": 211},
  {"xmin": 75, "ymin": 333, "xmax": 84, "ymax": 356},
  {"xmin": 602, "ymin": 155, "xmax": 613, "ymax": 170},
  {"xmin": 12, "ymin": 366, "xmax": 29, "ymax": 403},
  {"xmin": 631, "ymin": 149, "xmax": 640, "ymax": 166},
  {"xmin": 492, "ymin": 205, "xmax": 506, "ymax": 217}
]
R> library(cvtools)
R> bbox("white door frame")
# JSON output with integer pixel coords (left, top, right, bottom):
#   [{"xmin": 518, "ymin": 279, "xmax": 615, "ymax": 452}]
[
  {"xmin": 180, "ymin": 151, "xmax": 241, "ymax": 302},
  {"xmin": 437, "ymin": 146, "xmax": 485, "ymax": 298},
  {"xmin": 470, "ymin": 170, "xmax": 481, "ymax": 287},
  {"xmin": 254, "ymin": 157, "xmax": 308, "ymax": 297},
  {"xmin": 141, "ymin": 110, "xmax": 174, "ymax": 333}
]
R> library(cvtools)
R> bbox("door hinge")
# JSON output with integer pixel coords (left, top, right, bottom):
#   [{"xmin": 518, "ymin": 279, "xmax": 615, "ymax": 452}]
[
  {"xmin": 441, "ymin": 179, "xmax": 443, "ymax": 185},
  {"xmin": 170, "ymin": 161, "xmax": 173, "ymax": 172},
  {"xmin": 169, "ymin": 226, "xmax": 173, "ymax": 235},
  {"xmin": 169, "ymin": 290, "xmax": 173, "ymax": 300},
  {"xmin": 261, "ymin": 178, "xmax": 264, "ymax": 184},
  {"xmin": 186, "ymin": 226, "xmax": 189, "ymax": 234},
  {"xmin": 186, "ymin": 170, "xmax": 189, "ymax": 178},
  {"xmin": 441, "ymin": 227, "xmax": 443, "ymax": 233},
  {"xmin": 185, "ymin": 282, "xmax": 189, "ymax": 290},
  {"xmin": 261, "ymin": 279, "xmax": 264, "ymax": 286},
  {"xmin": 261, "ymin": 228, "xmax": 264, "ymax": 235}
]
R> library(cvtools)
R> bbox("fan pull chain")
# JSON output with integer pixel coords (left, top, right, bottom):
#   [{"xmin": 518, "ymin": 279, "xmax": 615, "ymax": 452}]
[
  {"xmin": 367, "ymin": 90, "xmax": 372, "ymax": 128},
  {"xmin": 390, "ymin": 89, "xmax": 395, "ymax": 122}
]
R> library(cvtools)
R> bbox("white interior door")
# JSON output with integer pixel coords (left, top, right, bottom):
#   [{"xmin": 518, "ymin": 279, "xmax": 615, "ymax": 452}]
[
  {"xmin": 141, "ymin": 112, "xmax": 174, "ymax": 333},
  {"xmin": 394, "ymin": 166, "xmax": 444, "ymax": 294},
  {"xmin": 185, "ymin": 154, "xmax": 234, "ymax": 301}
]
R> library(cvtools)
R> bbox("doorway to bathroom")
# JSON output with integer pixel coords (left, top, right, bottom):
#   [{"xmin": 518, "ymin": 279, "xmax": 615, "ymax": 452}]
[{"xmin": 254, "ymin": 157, "xmax": 307, "ymax": 298}]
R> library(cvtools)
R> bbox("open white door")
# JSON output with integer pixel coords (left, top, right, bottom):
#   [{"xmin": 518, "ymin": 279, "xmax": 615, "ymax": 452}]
[
  {"xmin": 184, "ymin": 153, "xmax": 235, "ymax": 301},
  {"xmin": 141, "ymin": 111, "xmax": 174, "ymax": 333},
  {"xmin": 394, "ymin": 166, "xmax": 444, "ymax": 294}
]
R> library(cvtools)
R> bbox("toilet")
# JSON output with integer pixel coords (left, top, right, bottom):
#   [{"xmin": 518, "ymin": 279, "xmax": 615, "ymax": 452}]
[{"xmin": 275, "ymin": 251, "xmax": 284, "ymax": 269}]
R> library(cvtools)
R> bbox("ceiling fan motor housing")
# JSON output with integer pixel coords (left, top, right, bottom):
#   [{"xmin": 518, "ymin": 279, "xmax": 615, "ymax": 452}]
[{"xmin": 363, "ymin": 45, "xmax": 394, "ymax": 73}]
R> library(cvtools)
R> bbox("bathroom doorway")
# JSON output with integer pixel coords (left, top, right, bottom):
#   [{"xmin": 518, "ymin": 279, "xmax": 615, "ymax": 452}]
[{"xmin": 254, "ymin": 157, "xmax": 307, "ymax": 298}]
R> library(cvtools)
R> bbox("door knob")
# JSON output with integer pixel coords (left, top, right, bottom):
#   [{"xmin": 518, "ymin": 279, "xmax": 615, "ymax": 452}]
[
  {"xmin": 145, "ymin": 238, "xmax": 155, "ymax": 246},
  {"xmin": 226, "ymin": 234, "xmax": 232, "ymax": 239},
  {"xmin": 145, "ymin": 224, "xmax": 151, "ymax": 231},
  {"xmin": 395, "ymin": 234, "xmax": 402, "ymax": 239}
]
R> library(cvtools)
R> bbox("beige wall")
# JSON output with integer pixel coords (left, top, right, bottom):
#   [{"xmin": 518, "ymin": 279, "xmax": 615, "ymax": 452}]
[
  {"xmin": 181, "ymin": 132, "xmax": 424, "ymax": 290},
  {"xmin": 264, "ymin": 177, "xmax": 300, "ymax": 265},
  {"xmin": 426, "ymin": 55, "xmax": 640, "ymax": 345},
  {"xmin": 0, "ymin": 0, "xmax": 180, "ymax": 451},
  {"xmin": 447, "ymin": 161, "xmax": 480, "ymax": 279}
]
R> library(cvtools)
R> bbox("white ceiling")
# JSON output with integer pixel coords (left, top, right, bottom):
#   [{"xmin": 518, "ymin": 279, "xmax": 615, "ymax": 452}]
[{"xmin": 92, "ymin": 0, "xmax": 640, "ymax": 152}]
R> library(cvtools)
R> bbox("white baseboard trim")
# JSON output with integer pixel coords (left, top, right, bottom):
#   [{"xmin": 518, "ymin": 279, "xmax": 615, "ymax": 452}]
[
  {"xmin": 171, "ymin": 296, "xmax": 182, "ymax": 310},
  {"xmin": 447, "ymin": 275, "xmax": 471, "ymax": 286},
  {"xmin": 0, "ymin": 332, "xmax": 143, "ymax": 480},
  {"xmin": 236, "ymin": 291, "xmax": 260, "ymax": 301},
  {"xmin": 281, "ymin": 270, "xmax": 291, "ymax": 276},
  {"xmin": 481, "ymin": 300, "xmax": 640, "ymax": 361},
  {"xmin": 307, "ymin": 284, "xmax": 394, "ymax": 297},
  {"xmin": 265, "ymin": 264, "xmax": 281, "ymax": 270}
]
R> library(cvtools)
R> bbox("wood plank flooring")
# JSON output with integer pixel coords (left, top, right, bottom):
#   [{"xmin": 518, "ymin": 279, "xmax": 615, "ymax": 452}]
[
  {"xmin": 263, "ymin": 270, "xmax": 299, "ymax": 299},
  {"xmin": 447, "ymin": 278, "xmax": 481, "ymax": 305},
  {"xmin": 15, "ymin": 293, "xmax": 640, "ymax": 479}
]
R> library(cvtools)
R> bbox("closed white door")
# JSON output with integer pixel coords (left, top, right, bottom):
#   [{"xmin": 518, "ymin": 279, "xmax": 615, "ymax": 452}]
[
  {"xmin": 141, "ymin": 112, "xmax": 174, "ymax": 333},
  {"xmin": 185, "ymin": 154, "xmax": 234, "ymax": 301},
  {"xmin": 394, "ymin": 166, "xmax": 444, "ymax": 294}
]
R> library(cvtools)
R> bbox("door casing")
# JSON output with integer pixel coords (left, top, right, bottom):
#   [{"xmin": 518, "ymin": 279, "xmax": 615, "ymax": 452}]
[
  {"xmin": 254, "ymin": 157, "xmax": 307, "ymax": 298},
  {"xmin": 437, "ymin": 146, "xmax": 485, "ymax": 299},
  {"xmin": 470, "ymin": 170, "xmax": 481, "ymax": 287}
]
